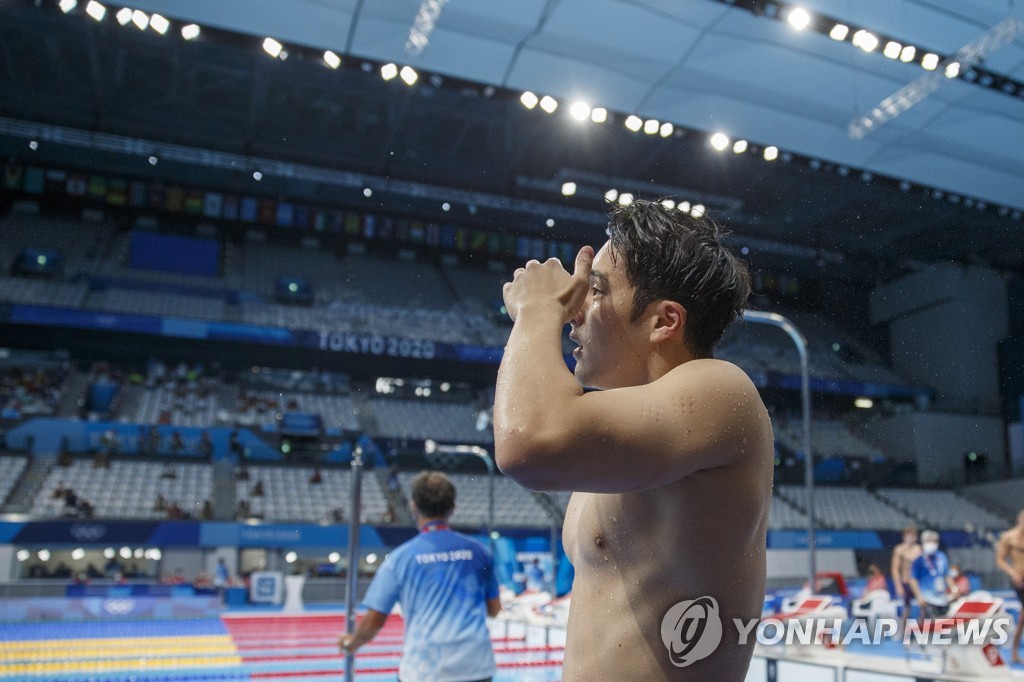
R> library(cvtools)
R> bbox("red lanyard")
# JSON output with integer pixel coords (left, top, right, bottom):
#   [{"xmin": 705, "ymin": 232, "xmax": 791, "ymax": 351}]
[{"xmin": 420, "ymin": 521, "xmax": 449, "ymax": 533}]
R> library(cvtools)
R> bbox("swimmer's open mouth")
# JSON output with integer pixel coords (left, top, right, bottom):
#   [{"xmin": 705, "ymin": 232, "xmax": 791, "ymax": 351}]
[{"xmin": 569, "ymin": 333, "xmax": 582, "ymax": 356}]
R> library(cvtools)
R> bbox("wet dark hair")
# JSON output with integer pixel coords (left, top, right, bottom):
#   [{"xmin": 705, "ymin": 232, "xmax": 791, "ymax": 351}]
[
  {"xmin": 606, "ymin": 199, "xmax": 751, "ymax": 359},
  {"xmin": 411, "ymin": 470, "xmax": 456, "ymax": 518}
]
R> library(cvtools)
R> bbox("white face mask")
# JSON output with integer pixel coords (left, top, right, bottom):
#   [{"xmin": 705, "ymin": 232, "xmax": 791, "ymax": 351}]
[{"xmin": 923, "ymin": 541, "xmax": 939, "ymax": 555}]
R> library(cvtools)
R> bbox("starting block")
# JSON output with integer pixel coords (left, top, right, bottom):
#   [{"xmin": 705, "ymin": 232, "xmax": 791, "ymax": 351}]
[
  {"xmin": 906, "ymin": 594, "xmax": 1010, "ymax": 677},
  {"xmin": 850, "ymin": 589, "xmax": 898, "ymax": 634},
  {"xmin": 765, "ymin": 594, "xmax": 848, "ymax": 659}
]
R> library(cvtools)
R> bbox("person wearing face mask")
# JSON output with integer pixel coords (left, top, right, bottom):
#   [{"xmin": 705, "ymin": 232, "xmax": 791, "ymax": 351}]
[{"xmin": 908, "ymin": 530, "xmax": 955, "ymax": 619}]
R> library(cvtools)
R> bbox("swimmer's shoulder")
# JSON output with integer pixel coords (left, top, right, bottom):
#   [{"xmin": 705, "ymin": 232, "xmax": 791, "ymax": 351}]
[{"xmin": 664, "ymin": 358, "xmax": 767, "ymax": 410}]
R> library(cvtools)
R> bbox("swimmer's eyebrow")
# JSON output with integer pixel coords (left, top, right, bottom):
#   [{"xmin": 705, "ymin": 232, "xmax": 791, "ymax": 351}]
[{"xmin": 590, "ymin": 270, "xmax": 610, "ymax": 288}]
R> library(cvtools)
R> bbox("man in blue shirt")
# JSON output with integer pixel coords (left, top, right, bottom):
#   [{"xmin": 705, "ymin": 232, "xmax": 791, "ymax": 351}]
[
  {"xmin": 339, "ymin": 471, "xmax": 501, "ymax": 681},
  {"xmin": 909, "ymin": 529, "xmax": 955, "ymax": 619}
]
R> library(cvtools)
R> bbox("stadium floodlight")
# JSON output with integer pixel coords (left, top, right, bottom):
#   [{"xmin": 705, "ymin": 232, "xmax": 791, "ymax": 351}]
[
  {"xmin": 854, "ymin": 397, "xmax": 874, "ymax": 409},
  {"xmin": 678, "ymin": 201, "xmax": 691, "ymax": 212},
  {"xmin": 520, "ymin": 91, "xmax": 538, "ymax": 109},
  {"xmin": 441, "ymin": 202, "xmax": 451, "ymax": 211},
  {"xmin": 71, "ymin": 548, "xmax": 85, "ymax": 560},
  {"xmin": 285, "ymin": 551, "xmax": 297, "ymax": 563},
  {"xmin": 399, "ymin": 66, "xmax": 418, "ymax": 85},
  {"xmin": 787, "ymin": 8, "xmax": 811, "ymax": 31},
  {"xmin": 38, "ymin": 549, "xmax": 51, "ymax": 561},
  {"xmin": 569, "ymin": 101, "xmax": 591, "ymax": 121},
  {"xmin": 59, "ymin": 0, "xmax": 77, "ymax": 14},
  {"xmin": 329, "ymin": 552, "xmax": 341, "ymax": 563},
  {"xmin": 85, "ymin": 1, "xmax": 105, "ymax": 21},
  {"xmin": 363, "ymin": 187, "xmax": 373, "ymax": 197},
  {"xmin": 733, "ymin": 139, "xmax": 748, "ymax": 153},
  {"xmin": 624, "ymin": 115, "xmax": 643, "ymax": 132},
  {"xmin": 900, "ymin": 45, "xmax": 916, "ymax": 62},
  {"xmin": 618, "ymin": 192, "xmax": 634, "ymax": 206},
  {"xmin": 921, "ymin": 52, "xmax": 939, "ymax": 70},
  {"xmin": 561, "ymin": 182, "xmax": 577, "ymax": 197},
  {"xmin": 546, "ymin": 218, "xmax": 555, "ymax": 227},
  {"xmin": 115, "ymin": 7, "xmax": 131, "ymax": 25},
  {"xmin": 539, "ymin": 95, "xmax": 558, "ymax": 113},
  {"xmin": 16, "ymin": 550, "xmax": 29, "ymax": 562},
  {"xmin": 883, "ymin": 41, "xmax": 902, "ymax": 59},
  {"xmin": 829, "ymin": 24, "xmax": 849, "ymax": 41},
  {"xmin": 690, "ymin": 204, "xmax": 706, "ymax": 218},
  {"xmin": 709, "ymin": 132, "xmax": 729, "ymax": 151},
  {"xmin": 380, "ymin": 63, "xmax": 398, "ymax": 80},
  {"xmin": 181, "ymin": 24, "xmax": 201, "ymax": 40},
  {"xmin": 367, "ymin": 553, "xmax": 378, "ymax": 564},
  {"xmin": 590, "ymin": 107, "xmax": 607, "ymax": 123},
  {"xmin": 852, "ymin": 30, "xmax": 878, "ymax": 52},
  {"xmin": 659, "ymin": 122, "xmax": 673, "ymax": 137},
  {"xmin": 263, "ymin": 37, "xmax": 283, "ymax": 58},
  {"xmin": 150, "ymin": 13, "xmax": 169, "ymax": 35},
  {"xmin": 604, "ymin": 189, "xmax": 618, "ymax": 202},
  {"xmin": 944, "ymin": 61, "xmax": 960, "ymax": 78},
  {"xmin": 131, "ymin": 10, "xmax": 149, "ymax": 31},
  {"xmin": 252, "ymin": 171, "xmax": 263, "ymax": 181},
  {"xmin": 661, "ymin": 199, "xmax": 675, "ymax": 209},
  {"xmin": 323, "ymin": 50, "xmax": 341, "ymax": 69},
  {"xmin": 643, "ymin": 119, "xmax": 659, "ymax": 135},
  {"xmin": 764, "ymin": 145, "xmax": 779, "ymax": 161}
]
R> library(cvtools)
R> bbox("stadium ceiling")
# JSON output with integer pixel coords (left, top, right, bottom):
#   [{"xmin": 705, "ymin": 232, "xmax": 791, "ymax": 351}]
[{"xmin": 2, "ymin": 0, "xmax": 1024, "ymax": 275}]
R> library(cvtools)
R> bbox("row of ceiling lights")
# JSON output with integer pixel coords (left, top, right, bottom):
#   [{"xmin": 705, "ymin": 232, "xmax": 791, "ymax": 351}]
[
  {"xmin": 58, "ymin": 0, "xmax": 200, "ymax": 40},
  {"xmin": 51, "ymin": 0, "xmax": 1023, "ymax": 222},
  {"xmin": 719, "ymin": 0, "xmax": 1024, "ymax": 99}
]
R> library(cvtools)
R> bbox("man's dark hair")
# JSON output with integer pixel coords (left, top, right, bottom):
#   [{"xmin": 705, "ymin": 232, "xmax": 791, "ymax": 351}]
[
  {"xmin": 606, "ymin": 199, "xmax": 751, "ymax": 358},
  {"xmin": 411, "ymin": 470, "xmax": 456, "ymax": 518}
]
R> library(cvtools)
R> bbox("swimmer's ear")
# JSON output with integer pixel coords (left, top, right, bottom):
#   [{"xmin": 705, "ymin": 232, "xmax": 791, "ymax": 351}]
[{"xmin": 649, "ymin": 300, "xmax": 686, "ymax": 344}]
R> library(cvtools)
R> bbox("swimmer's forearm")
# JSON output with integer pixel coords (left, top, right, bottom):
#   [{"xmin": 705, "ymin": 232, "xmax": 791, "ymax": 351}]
[{"xmin": 494, "ymin": 304, "xmax": 582, "ymax": 479}]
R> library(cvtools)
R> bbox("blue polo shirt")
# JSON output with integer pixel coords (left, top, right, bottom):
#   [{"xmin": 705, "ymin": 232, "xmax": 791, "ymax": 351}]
[
  {"xmin": 362, "ymin": 525, "xmax": 498, "ymax": 682},
  {"xmin": 911, "ymin": 550, "xmax": 951, "ymax": 607}
]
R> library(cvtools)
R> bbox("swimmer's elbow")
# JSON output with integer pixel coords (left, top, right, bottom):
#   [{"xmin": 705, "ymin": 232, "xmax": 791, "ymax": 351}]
[{"xmin": 495, "ymin": 428, "xmax": 568, "ymax": 490}]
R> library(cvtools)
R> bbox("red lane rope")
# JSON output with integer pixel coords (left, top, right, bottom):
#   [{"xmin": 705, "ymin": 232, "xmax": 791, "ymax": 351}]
[
  {"xmin": 242, "ymin": 645, "xmax": 564, "ymax": 663},
  {"xmin": 250, "ymin": 658, "xmax": 564, "ymax": 678}
]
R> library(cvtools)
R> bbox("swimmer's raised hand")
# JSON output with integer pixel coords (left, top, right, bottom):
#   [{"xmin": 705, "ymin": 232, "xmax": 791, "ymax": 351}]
[{"xmin": 502, "ymin": 246, "xmax": 594, "ymax": 323}]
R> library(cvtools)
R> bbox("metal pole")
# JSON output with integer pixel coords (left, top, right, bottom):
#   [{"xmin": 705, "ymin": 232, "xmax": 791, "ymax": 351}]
[
  {"xmin": 344, "ymin": 445, "xmax": 363, "ymax": 682},
  {"xmin": 484, "ymin": 449, "xmax": 495, "ymax": 543},
  {"xmin": 549, "ymin": 520, "xmax": 559, "ymax": 596},
  {"xmin": 741, "ymin": 310, "xmax": 816, "ymax": 588}
]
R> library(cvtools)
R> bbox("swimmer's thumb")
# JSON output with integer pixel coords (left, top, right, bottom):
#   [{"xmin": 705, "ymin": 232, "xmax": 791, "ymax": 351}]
[
  {"xmin": 562, "ymin": 246, "xmax": 594, "ymax": 321},
  {"xmin": 573, "ymin": 246, "xmax": 594, "ymax": 280}
]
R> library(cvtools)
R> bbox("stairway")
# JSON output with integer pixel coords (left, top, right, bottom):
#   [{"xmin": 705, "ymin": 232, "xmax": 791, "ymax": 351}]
[
  {"xmin": 56, "ymin": 368, "xmax": 88, "ymax": 418},
  {"xmin": 867, "ymin": 489, "xmax": 926, "ymax": 526},
  {"xmin": 533, "ymin": 491, "xmax": 565, "ymax": 526},
  {"xmin": 211, "ymin": 459, "xmax": 237, "ymax": 520},
  {"xmin": 3, "ymin": 454, "xmax": 56, "ymax": 514},
  {"xmin": 376, "ymin": 468, "xmax": 412, "ymax": 525}
]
